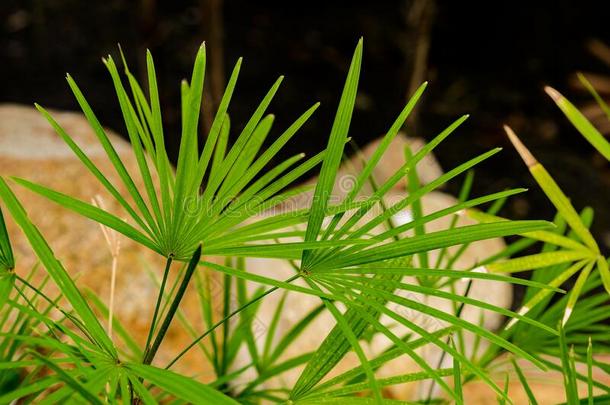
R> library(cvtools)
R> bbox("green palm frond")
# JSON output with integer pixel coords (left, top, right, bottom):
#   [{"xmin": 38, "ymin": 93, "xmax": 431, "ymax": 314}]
[
  {"xmin": 15, "ymin": 44, "xmax": 322, "ymax": 262},
  {"xmin": 545, "ymin": 84, "xmax": 610, "ymax": 161},
  {"xmin": 486, "ymin": 126, "xmax": 609, "ymax": 327}
]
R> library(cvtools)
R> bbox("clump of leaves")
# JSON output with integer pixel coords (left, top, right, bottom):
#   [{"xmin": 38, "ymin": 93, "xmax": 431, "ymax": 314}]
[
  {"xmin": 1, "ymin": 38, "xmax": 600, "ymax": 404},
  {"xmin": 459, "ymin": 75, "xmax": 610, "ymax": 403}
]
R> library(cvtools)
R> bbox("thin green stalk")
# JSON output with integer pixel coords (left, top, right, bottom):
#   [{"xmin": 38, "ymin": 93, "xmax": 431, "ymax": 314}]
[
  {"xmin": 220, "ymin": 272, "xmax": 232, "ymax": 375},
  {"xmin": 165, "ymin": 274, "xmax": 300, "ymax": 370},
  {"xmin": 143, "ymin": 255, "xmax": 173, "ymax": 360},
  {"xmin": 143, "ymin": 246, "xmax": 201, "ymax": 365}
]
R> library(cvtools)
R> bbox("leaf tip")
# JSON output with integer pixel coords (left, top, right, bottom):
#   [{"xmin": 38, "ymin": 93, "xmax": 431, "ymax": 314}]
[
  {"xmin": 544, "ymin": 86, "xmax": 563, "ymax": 103},
  {"xmin": 117, "ymin": 44, "xmax": 129, "ymax": 71},
  {"xmin": 562, "ymin": 306, "xmax": 573, "ymax": 326},
  {"xmin": 8, "ymin": 176, "xmax": 22, "ymax": 184},
  {"xmin": 472, "ymin": 265, "xmax": 488, "ymax": 274},
  {"xmin": 503, "ymin": 125, "xmax": 538, "ymax": 168}
]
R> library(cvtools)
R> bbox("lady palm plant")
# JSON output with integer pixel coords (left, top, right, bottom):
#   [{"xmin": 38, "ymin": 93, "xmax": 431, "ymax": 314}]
[{"xmin": 0, "ymin": 38, "xmax": 591, "ymax": 403}]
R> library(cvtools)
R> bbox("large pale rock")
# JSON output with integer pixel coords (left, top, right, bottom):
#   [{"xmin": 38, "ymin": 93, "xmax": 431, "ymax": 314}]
[{"xmin": 357, "ymin": 135, "xmax": 444, "ymax": 186}]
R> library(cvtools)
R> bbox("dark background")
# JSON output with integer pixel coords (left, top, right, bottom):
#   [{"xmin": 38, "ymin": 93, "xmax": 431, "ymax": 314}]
[{"xmin": 2, "ymin": 0, "xmax": 610, "ymax": 257}]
